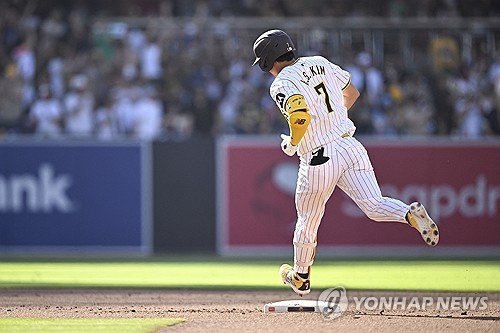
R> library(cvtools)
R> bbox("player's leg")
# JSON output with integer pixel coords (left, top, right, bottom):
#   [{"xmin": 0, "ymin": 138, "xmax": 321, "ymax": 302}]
[
  {"xmin": 281, "ymin": 145, "xmax": 342, "ymax": 295},
  {"xmin": 293, "ymin": 152, "xmax": 339, "ymax": 274},
  {"xmin": 336, "ymin": 137, "xmax": 409, "ymax": 222},
  {"xmin": 336, "ymin": 137, "xmax": 439, "ymax": 245},
  {"xmin": 337, "ymin": 164, "xmax": 409, "ymax": 222}
]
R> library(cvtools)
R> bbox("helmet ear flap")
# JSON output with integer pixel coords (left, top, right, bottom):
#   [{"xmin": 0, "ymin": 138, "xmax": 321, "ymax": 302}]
[{"xmin": 261, "ymin": 59, "xmax": 269, "ymax": 71}]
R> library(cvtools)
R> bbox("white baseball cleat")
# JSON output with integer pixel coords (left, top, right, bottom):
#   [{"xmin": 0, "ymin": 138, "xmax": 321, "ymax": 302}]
[
  {"xmin": 280, "ymin": 264, "xmax": 310, "ymax": 296},
  {"xmin": 407, "ymin": 202, "xmax": 439, "ymax": 246}
]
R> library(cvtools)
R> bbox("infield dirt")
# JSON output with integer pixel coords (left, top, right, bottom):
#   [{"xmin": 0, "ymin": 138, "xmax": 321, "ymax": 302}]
[{"xmin": 0, "ymin": 289, "xmax": 498, "ymax": 332}]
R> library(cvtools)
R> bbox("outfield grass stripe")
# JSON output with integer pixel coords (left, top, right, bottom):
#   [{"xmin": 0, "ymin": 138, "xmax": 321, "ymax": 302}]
[
  {"xmin": 0, "ymin": 260, "xmax": 498, "ymax": 292},
  {"xmin": 0, "ymin": 318, "xmax": 184, "ymax": 333}
]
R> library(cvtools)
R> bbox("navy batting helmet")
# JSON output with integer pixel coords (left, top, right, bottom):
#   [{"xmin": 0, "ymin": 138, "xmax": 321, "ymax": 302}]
[{"xmin": 252, "ymin": 29, "xmax": 297, "ymax": 72}]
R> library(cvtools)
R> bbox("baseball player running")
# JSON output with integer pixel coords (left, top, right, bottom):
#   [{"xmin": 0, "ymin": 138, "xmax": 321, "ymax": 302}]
[{"xmin": 252, "ymin": 29, "xmax": 440, "ymax": 296}]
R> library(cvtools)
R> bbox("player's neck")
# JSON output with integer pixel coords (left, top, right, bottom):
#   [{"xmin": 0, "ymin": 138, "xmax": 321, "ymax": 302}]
[{"xmin": 270, "ymin": 59, "xmax": 296, "ymax": 77}]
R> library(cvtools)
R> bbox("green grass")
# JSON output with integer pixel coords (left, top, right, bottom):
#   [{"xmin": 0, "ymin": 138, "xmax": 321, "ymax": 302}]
[
  {"xmin": 0, "ymin": 257, "xmax": 498, "ymax": 292},
  {"xmin": 0, "ymin": 318, "xmax": 184, "ymax": 333}
]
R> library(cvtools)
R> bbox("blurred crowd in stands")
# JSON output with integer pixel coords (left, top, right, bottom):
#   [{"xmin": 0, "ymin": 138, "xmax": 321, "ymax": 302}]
[{"xmin": 0, "ymin": 0, "xmax": 499, "ymax": 140}]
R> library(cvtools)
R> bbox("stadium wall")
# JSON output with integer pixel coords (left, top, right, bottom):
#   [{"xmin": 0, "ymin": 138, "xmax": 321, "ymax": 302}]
[
  {"xmin": 1, "ymin": 137, "xmax": 498, "ymax": 258},
  {"xmin": 153, "ymin": 139, "xmax": 216, "ymax": 253}
]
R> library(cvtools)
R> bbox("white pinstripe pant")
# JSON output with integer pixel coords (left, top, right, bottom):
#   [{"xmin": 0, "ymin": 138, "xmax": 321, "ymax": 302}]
[{"xmin": 293, "ymin": 136, "xmax": 409, "ymax": 274}]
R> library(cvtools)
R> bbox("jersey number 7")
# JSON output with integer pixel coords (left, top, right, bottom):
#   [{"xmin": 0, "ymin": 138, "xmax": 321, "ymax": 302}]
[{"xmin": 314, "ymin": 82, "xmax": 334, "ymax": 113}]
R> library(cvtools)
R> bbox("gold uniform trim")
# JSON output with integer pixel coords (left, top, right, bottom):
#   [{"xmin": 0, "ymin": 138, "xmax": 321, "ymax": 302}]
[{"xmin": 341, "ymin": 75, "xmax": 352, "ymax": 91}]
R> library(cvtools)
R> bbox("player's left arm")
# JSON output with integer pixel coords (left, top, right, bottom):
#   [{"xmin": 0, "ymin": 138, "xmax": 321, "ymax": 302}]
[{"xmin": 284, "ymin": 94, "xmax": 310, "ymax": 146}]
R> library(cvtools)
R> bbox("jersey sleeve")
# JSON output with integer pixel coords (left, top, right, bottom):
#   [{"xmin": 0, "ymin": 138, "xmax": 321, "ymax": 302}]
[
  {"xmin": 331, "ymin": 64, "xmax": 352, "ymax": 91},
  {"xmin": 270, "ymin": 78, "xmax": 301, "ymax": 121}
]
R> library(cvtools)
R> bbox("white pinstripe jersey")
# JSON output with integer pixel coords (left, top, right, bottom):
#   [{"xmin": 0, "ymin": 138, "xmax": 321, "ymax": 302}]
[{"xmin": 270, "ymin": 56, "xmax": 356, "ymax": 156}]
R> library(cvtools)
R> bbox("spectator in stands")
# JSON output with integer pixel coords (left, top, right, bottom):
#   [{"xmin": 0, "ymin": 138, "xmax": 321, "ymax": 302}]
[
  {"xmin": 121, "ymin": 38, "xmax": 140, "ymax": 81},
  {"xmin": 486, "ymin": 56, "xmax": 500, "ymax": 134},
  {"xmin": 454, "ymin": 95, "xmax": 486, "ymax": 138},
  {"xmin": 130, "ymin": 85, "xmax": 164, "ymax": 140},
  {"xmin": 0, "ymin": 62, "xmax": 24, "ymax": 134},
  {"xmin": 445, "ymin": 65, "xmax": 474, "ymax": 137},
  {"xmin": 111, "ymin": 79, "xmax": 138, "ymax": 136},
  {"xmin": 399, "ymin": 73, "xmax": 436, "ymax": 135},
  {"xmin": 480, "ymin": 88, "xmax": 499, "ymax": 135},
  {"xmin": 63, "ymin": 74, "xmax": 95, "ymax": 137},
  {"xmin": 488, "ymin": 55, "xmax": 500, "ymax": 115},
  {"xmin": 164, "ymin": 102, "xmax": 194, "ymax": 141},
  {"xmin": 140, "ymin": 33, "xmax": 162, "ymax": 83},
  {"xmin": 1, "ymin": 0, "xmax": 499, "ymax": 141},
  {"xmin": 40, "ymin": 9, "xmax": 67, "ymax": 40},
  {"xmin": 353, "ymin": 52, "xmax": 385, "ymax": 107},
  {"xmin": 94, "ymin": 95, "xmax": 121, "ymax": 140},
  {"xmin": 345, "ymin": 52, "xmax": 384, "ymax": 134},
  {"xmin": 12, "ymin": 37, "xmax": 36, "ymax": 109},
  {"xmin": 27, "ymin": 84, "xmax": 64, "ymax": 138},
  {"xmin": 191, "ymin": 86, "xmax": 217, "ymax": 137},
  {"xmin": 47, "ymin": 51, "xmax": 65, "ymax": 99}
]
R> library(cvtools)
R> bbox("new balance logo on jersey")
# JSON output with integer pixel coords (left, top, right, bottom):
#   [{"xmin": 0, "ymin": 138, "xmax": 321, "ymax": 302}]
[
  {"xmin": 0, "ymin": 164, "xmax": 74, "ymax": 213},
  {"xmin": 294, "ymin": 118, "xmax": 307, "ymax": 125}
]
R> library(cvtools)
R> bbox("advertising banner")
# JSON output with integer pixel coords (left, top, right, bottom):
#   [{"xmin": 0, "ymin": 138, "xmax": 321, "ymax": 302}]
[
  {"xmin": 0, "ymin": 141, "xmax": 151, "ymax": 254},
  {"xmin": 217, "ymin": 137, "xmax": 500, "ymax": 257}
]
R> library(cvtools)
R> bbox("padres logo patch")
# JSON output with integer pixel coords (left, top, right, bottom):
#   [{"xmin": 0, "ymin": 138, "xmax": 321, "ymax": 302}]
[{"xmin": 275, "ymin": 93, "xmax": 286, "ymax": 109}]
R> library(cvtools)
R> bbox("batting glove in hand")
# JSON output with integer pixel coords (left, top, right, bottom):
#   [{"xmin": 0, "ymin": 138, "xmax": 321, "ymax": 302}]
[{"xmin": 280, "ymin": 134, "xmax": 297, "ymax": 156}]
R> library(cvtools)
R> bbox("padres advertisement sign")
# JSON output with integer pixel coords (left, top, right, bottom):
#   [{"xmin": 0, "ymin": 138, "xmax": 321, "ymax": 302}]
[{"xmin": 217, "ymin": 136, "xmax": 500, "ymax": 257}]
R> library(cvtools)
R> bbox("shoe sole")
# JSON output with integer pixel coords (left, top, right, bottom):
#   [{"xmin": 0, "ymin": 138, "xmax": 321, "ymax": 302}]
[
  {"xmin": 410, "ymin": 202, "xmax": 439, "ymax": 246},
  {"xmin": 280, "ymin": 264, "xmax": 311, "ymax": 296}
]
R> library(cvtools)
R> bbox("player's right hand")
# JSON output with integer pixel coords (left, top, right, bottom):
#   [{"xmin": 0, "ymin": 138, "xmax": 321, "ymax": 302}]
[{"xmin": 280, "ymin": 134, "xmax": 297, "ymax": 156}]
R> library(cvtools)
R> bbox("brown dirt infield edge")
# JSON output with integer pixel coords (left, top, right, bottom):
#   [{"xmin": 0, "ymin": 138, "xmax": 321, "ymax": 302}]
[{"xmin": 0, "ymin": 289, "xmax": 498, "ymax": 333}]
